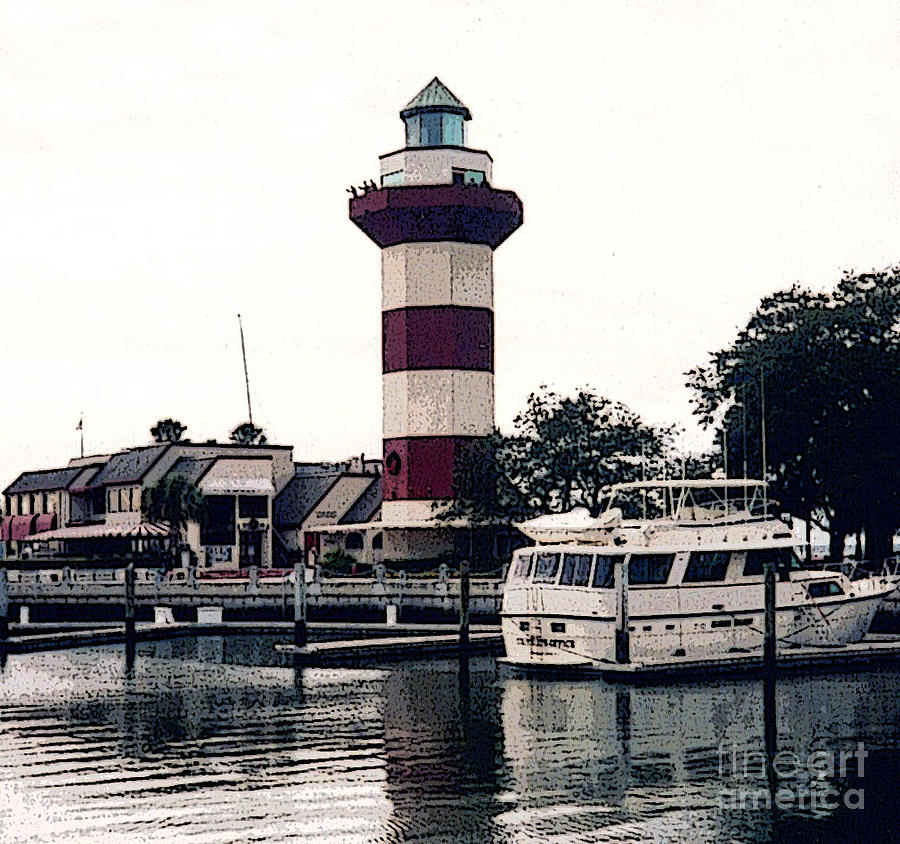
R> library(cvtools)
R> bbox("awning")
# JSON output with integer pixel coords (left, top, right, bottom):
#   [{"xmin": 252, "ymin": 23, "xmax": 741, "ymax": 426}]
[
  {"xmin": 9, "ymin": 515, "xmax": 38, "ymax": 541},
  {"xmin": 201, "ymin": 478, "xmax": 275, "ymax": 494},
  {"xmin": 1, "ymin": 516, "xmax": 14, "ymax": 541},
  {"xmin": 33, "ymin": 513, "xmax": 58, "ymax": 534},
  {"xmin": 24, "ymin": 521, "xmax": 172, "ymax": 542}
]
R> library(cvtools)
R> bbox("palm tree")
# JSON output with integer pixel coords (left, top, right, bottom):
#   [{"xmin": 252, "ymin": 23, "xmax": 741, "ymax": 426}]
[
  {"xmin": 142, "ymin": 473, "xmax": 204, "ymax": 566},
  {"xmin": 230, "ymin": 421, "xmax": 267, "ymax": 445},
  {"xmin": 151, "ymin": 419, "xmax": 187, "ymax": 443}
]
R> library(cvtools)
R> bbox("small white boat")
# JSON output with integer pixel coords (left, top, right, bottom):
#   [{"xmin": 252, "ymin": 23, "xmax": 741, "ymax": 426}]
[{"xmin": 500, "ymin": 479, "xmax": 896, "ymax": 670}]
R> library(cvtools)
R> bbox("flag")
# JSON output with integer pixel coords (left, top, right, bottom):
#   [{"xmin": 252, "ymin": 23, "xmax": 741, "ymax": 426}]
[{"xmin": 76, "ymin": 417, "xmax": 82, "ymax": 431}]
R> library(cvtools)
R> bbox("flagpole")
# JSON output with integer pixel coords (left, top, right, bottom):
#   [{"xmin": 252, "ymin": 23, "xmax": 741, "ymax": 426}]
[{"xmin": 78, "ymin": 414, "xmax": 84, "ymax": 458}]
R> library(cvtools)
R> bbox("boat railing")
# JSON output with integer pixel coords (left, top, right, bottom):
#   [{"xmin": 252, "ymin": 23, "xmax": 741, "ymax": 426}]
[{"xmin": 803, "ymin": 556, "xmax": 900, "ymax": 581}]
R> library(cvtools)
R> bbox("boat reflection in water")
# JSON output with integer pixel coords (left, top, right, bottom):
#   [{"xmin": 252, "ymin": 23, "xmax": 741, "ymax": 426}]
[{"xmin": 497, "ymin": 667, "xmax": 900, "ymax": 842}]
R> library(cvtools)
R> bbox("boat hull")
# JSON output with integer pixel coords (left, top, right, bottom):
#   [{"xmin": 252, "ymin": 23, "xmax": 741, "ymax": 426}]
[{"xmin": 501, "ymin": 590, "xmax": 888, "ymax": 669}]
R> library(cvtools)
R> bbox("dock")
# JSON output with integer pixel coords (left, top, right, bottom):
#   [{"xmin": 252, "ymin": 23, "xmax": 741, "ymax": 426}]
[
  {"xmin": 277, "ymin": 627, "xmax": 503, "ymax": 666},
  {"xmin": 0, "ymin": 621, "xmax": 500, "ymax": 655}
]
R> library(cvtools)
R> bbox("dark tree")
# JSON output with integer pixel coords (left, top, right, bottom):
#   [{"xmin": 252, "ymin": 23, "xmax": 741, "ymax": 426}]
[
  {"xmin": 688, "ymin": 269, "xmax": 900, "ymax": 562},
  {"xmin": 230, "ymin": 422, "xmax": 267, "ymax": 446},
  {"xmin": 151, "ymin": 418, "xmax": 187, "ymax": 443}
]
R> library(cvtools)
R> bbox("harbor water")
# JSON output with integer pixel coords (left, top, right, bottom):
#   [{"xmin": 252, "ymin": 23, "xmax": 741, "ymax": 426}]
[{"xmin": 2, "ymin": 637, "xmax": 900, "ymax": 842}]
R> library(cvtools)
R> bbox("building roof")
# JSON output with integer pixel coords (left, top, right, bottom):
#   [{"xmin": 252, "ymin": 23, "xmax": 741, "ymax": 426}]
[
  {"xmin": 4, "ymin": 466, "xmax": 85, "ymax": 496},
  {"xmin": 340, "ymin": 477, "xmax": 382, "ymax": 525},
  {"xmin": 275, "ymin": 469, "xmax": 343, "ymax": 528},
  {"xmin": 89, "ymin": 444, "xmax": 171, "ymax": 487},
  {"xmin": 401, "ymin": 77, "xmax": 471, "ymax": 120},
  {"xmin": 67, "ymin": 464, "xmax": 106, "ymax": 494},
  {"xmin": 167, "ymin": 456, "xmax": 215, "ymax": 484}
]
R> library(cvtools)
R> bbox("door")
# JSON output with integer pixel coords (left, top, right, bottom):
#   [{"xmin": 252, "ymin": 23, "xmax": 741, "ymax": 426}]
[{"xmin": 239, "ymin": 530, "xmax": 262, "ymax": 567}]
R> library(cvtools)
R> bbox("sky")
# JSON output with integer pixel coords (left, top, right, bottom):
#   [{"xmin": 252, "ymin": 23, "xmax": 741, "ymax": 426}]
[{"xmin": 2, "ymin": 1, "xmax": 899, "ymax": 490}]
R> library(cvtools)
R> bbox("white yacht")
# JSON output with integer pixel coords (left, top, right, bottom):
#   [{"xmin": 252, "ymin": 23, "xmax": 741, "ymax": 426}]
[{"xmin": 501, "ymin": 480, "xmax": 896, "ymax": 670}]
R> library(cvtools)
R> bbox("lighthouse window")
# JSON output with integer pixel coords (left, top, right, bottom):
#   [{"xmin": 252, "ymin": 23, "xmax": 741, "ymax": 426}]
[
  {"xmin": 420, "ymin": 112, "xmax": 443, "ymax": 146},
  {"xmin": 560, "ymin": 553, "xmax": 592, "ymax": 587},
  {"xmin": 628, "ymin": 553, "xmax": 675, "ymax": 585},
  {"xmin": 533, "ymin": 552, "xmax": 561, "ymax": 584},
  {"xmin": 405, "ymin": 116, "xmax": 421, "ymax": 147},
  {"xmin": 683, "ymin": 551, "xmax": 731, "ymax": 583},
  {"xmin": 442, "ymin": 113, "xmax": 464, "ymax": 145},
  {"xmin": 592, "ymin": 555, "xmax": 616, "ymax": 588}
]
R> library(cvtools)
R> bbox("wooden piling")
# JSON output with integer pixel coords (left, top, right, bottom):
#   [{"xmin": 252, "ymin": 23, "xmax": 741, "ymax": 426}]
[
  {"xmin": 293, "ymin": 561, "xmax": 307, "ymax": 649},
  {"xmin": 0, "ymin": 568, "xmax": 9, "ymax": 643},
  {"xmin": 763, "ymin": 563, "xmax": 776, "ymax": 675},
  {"xmin": 458, "ymin": 560, "xmax": 470, "ymax": 653},
  {"xmin": 124, "ymin": 564, "xmax": 136, "ymax": 664},
  {"xmin": 763, "ymin": 561, "xmax": 777, "ymax": 786},
  {"xmin": 614, "ymin": 556, "xmax": 630, "ymax": 664}
]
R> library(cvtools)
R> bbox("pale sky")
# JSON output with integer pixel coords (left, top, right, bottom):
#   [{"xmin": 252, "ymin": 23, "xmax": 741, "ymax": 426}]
[{"xmin": 3, "ymin": 1, "xmax": 899, "ymax": 490}]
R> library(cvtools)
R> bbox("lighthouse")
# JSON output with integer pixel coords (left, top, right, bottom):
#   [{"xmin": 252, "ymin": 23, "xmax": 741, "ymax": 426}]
[{"xmin": 350, "ymin": 78, "xmax": 523, "ymax": 558}]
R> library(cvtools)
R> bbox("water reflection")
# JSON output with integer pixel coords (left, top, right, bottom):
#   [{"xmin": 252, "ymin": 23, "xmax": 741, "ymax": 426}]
[{"xmin": 2, "ymin": 639, "xmax": 900, "ymax": 842}]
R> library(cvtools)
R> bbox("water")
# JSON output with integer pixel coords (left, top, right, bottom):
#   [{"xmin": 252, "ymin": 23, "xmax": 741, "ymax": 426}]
[{"xmin": 2, "ymin": 638, "xmax": 900, "ymax": 843}]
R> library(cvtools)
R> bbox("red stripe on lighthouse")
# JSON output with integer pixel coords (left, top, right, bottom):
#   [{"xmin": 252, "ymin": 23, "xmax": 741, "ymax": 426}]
[
  {"xmin": 382, "ymin": 306, "xmax": 493, "ymax": 373},
  {"xmin": 382, "ymin": 436, "xmax": 480, "ymax": 500}
]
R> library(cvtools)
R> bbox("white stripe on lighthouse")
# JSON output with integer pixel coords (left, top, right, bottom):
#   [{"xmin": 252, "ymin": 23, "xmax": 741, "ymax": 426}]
[
  {"xmin": 382, "ymin": 242, "xmax": 493, "ymax": 310},
  {"xmin": 383, "ymin": 370, "xmax": 494, "ymax": 439}
]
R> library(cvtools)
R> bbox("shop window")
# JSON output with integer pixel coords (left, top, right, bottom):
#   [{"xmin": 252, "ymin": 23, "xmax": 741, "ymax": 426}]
[
  {"xmin": 372, "ymin": 532, "xmax": 383, "ymax": 550},
  {"xmin": 239, "ymin": 495, "xmax": 268, "ymax": 519},
  {"xmin": 201, "ymin": 495, "xmax": 236, "ymax": 546},
  {"xmin": 345, "ymin": 532, "xmax": 364, "ymax": 550}
]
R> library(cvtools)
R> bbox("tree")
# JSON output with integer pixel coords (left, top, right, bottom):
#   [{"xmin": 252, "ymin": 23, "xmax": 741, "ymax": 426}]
[
  {"xmin": 150, "ymin": 419, "xmax": 187, "ymax": 443},
  {"xmin": 142, "ymin": 473, "xmax": 204, "ymax": 561},
  {"xmin": 511, "ymin": 388, "xmax": 671, "ymax": 516},
  {"xmin": 440, "ymin": 388, "xmax": 674, "ymax": 528},
  {"xmin": 230, "ymin": 422, "xmax": 267, "ymax": 446},
  {"xmin": 687, "ymin": 269, "xmax": 900, "ymax": 562}
]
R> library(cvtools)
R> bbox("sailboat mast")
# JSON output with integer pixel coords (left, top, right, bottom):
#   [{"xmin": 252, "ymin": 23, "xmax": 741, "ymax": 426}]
[{"xmin": 238, "ymin": 314, "xmax": 254, "ymax": 426}]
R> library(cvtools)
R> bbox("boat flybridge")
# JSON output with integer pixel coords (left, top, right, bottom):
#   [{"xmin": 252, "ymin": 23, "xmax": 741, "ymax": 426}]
[{"xmin": 500, "ymin": 479, "xmax": 897, "ymax": 670}]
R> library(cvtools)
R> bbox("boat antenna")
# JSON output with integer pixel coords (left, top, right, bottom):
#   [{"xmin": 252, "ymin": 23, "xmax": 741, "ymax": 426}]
[
  {"xmin": 741, "ymin": 380, "xmax": 748, "ymax": 511},
  {"xmin": 238, "ymin": 313, "xmax": 254, "ymax": 426},
  {"xmin": 760, "ymin": 363, "xmax": 768, "ymax": 517},
  {"xmin": 640, "ymin": 442, "xmax": 647, "ymax": 519}
]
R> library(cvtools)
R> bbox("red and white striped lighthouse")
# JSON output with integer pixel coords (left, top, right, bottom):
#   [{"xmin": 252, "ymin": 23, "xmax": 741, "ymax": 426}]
[{"xmin": 350, "ymin": 78, "xmax": 523, "ymax": 537}]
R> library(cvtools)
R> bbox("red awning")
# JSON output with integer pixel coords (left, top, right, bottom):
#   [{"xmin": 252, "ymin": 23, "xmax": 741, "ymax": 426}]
[
  {"xmin": 10, "ymin": 515, "xmax": 38, "ymax": 540},
  {"xmin": 32, "ymin": 513, "xmax": 58, "ymax": 535},
  {"xmin": 0, "ymin": 516, "xmax": 13, "ymax": 541}
]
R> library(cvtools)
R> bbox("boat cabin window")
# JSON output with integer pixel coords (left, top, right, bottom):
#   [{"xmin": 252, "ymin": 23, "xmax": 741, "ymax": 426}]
[
  {"xmin": 533, "ymin": 552, "xmax": 561, "ymax": 584},
  {"xmin": 510, "ymin": 553, "xmax": 533, "ymax": 581},
  {"xmin": 560, "ymin": 553, "xmax": 592, "ymax": 587},
  {"xmin": 683, "ymin": 551, "xmax": 731, "ymax": 583},
  {"xmin": 807, "ymin": 581, "xmax": 845, "ymax": 599},
  {"xmin": 743, "ymin": 548, "xmax": 801, "ymax": 577},
  {"xmin": 592, "ymin": 554, "xmax": 617, "ymax": 588},
  {"xmin": 628, "ymin": 553, "xmax": 675, "ymax": 585}
]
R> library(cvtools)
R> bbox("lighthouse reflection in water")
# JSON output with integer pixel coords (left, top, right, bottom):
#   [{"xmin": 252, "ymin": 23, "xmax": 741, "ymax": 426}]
[{"xmin": 2, "ymin": 641, "xmax": 900, "ymax": 842}]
